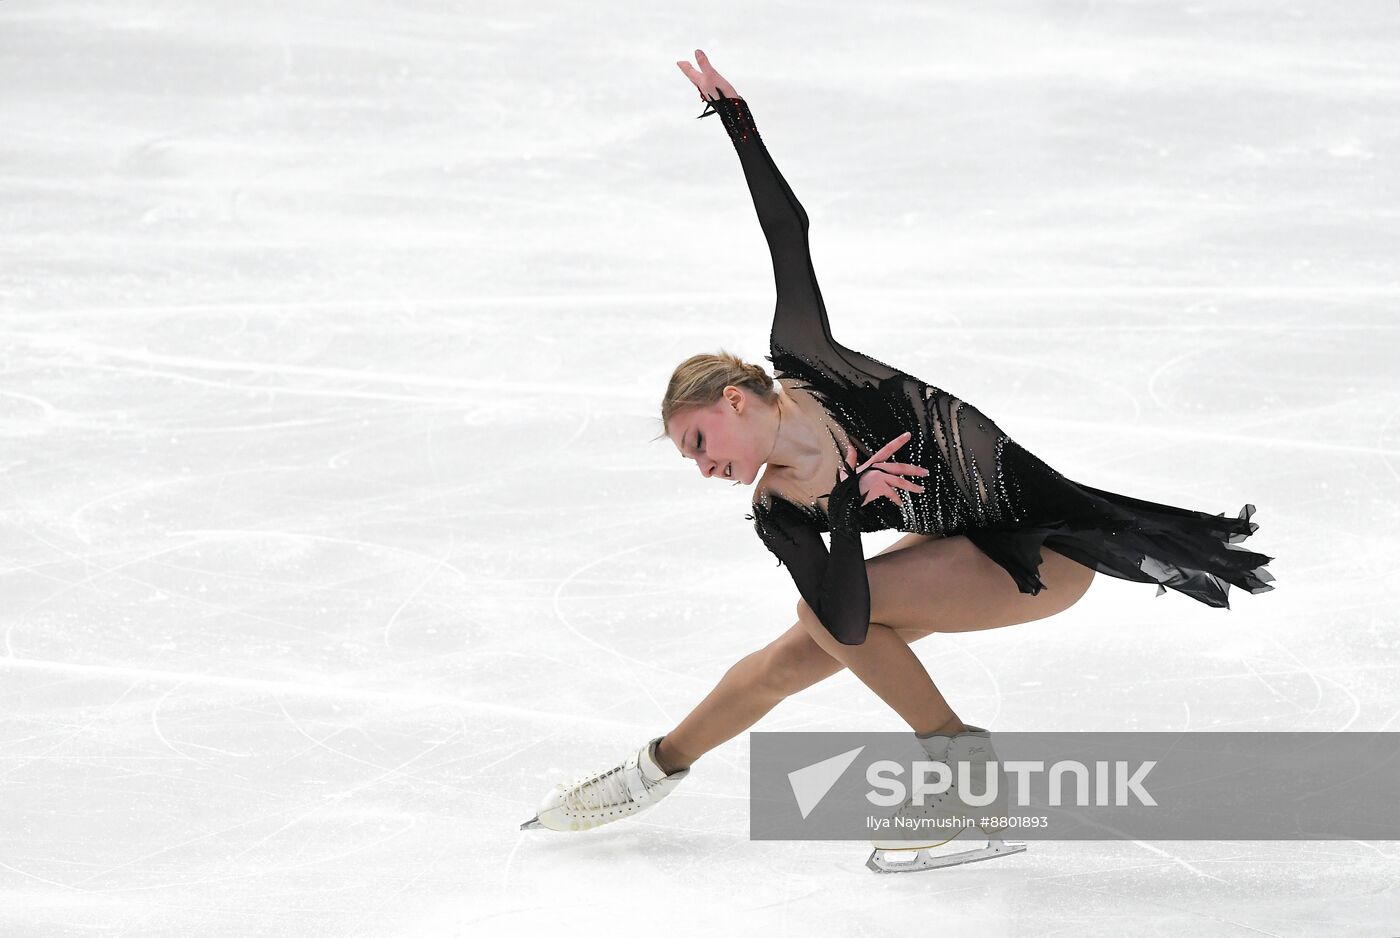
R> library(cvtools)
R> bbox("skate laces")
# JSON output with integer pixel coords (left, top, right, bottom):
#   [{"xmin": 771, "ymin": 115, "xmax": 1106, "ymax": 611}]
[{"xmin": 562, "ymin": 755, "xmax": 661, "ymax": 814}]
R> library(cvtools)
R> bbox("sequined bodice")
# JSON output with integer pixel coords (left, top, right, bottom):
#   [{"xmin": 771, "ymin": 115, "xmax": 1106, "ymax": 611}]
[{"xmin": 755, "ymin": 344, "xmax": 1033, "ymax": 540}]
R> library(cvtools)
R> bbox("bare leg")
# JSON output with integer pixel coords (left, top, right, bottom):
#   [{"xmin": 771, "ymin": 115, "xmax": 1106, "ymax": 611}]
[
  {"xmin": 795, "ymin": 537, "xmax": 1096, "ymax": 738},
  {"xmin": 655, "ymin": 622, "xmax": 931, "ymax": 774},
  {"xmin": 656, "ymin": 533, "xmax": 939, "ymax": 774},
  {"xmin": 657, "ymin": 536, "xmax": 1096, "ymax": 773}
]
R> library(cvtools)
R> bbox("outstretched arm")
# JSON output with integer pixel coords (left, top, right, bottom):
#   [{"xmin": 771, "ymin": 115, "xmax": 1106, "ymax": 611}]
[
  {"xmin": 697, "ymin": 90, "xmax": 823, "ymax": 358},
  {"xmin": 677, "ymin": 51, "xmax": 900, "ymax": 383}
]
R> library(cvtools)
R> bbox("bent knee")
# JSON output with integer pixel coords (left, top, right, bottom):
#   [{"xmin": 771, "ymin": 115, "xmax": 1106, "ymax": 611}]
[{"xmin": 794, "ymin": 598, "xmax": 832, "ymax": 643}]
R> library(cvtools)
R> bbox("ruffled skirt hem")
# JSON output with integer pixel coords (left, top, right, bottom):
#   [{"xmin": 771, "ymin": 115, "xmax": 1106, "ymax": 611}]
[{"xmin": 964, "ymin": 482, "xmax": 1276, "ymax": 610}]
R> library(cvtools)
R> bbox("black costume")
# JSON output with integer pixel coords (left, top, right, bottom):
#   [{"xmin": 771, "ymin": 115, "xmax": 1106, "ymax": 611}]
[{"xmin": 697, "ymin": 90, "xmax": 1275, "ymax": 646}]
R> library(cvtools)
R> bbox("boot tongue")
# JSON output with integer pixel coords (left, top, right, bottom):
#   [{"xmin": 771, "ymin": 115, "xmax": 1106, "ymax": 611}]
[
  {"xmin": 915, "ymin": 732, "xmax": 956, "ymax": 759},
  {"xmin": 916, "ymin": 723, "xmax": 991, "ymax": 757},
  {"xmin": 639, "ymin": 737, "xmax": 671, "ymax": 783}
]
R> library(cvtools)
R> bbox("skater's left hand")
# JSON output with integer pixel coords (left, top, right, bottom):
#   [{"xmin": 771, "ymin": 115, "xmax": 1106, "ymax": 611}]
[
  {"xmin": 675, "ymin": 49, "xmax": 740, "ymax": 105},
  {"xmin": 837, "ymin": 431, "xmax": 929, "ymax": 510}
]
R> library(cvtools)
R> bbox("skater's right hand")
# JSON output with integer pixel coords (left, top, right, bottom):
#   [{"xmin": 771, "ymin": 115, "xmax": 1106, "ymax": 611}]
[
  {"xmin": 837, "ymin": 431, "xmax": 929, "ymax": 510},
  {"xmin": 675, "ymin": 49, "xmax": 741, "ymax": 105}
]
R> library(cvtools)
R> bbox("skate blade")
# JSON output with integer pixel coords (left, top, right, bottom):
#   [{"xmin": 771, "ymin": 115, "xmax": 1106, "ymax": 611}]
[
  {"xmin": 519, "ymin": 815, "xmax": 545, "ymax": 830},
  {"xmin": 866, "ymin": 837, "xmax": 1026, "ymax": 873}
]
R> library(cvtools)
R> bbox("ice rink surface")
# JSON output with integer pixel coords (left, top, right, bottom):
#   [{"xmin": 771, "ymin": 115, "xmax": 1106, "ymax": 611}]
[{"xmin": 3, "ymin": 1, "xmax": 1398, "ymax": 934}]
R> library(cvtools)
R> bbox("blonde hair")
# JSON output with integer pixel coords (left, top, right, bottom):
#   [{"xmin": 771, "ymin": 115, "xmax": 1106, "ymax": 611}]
[{"xmin": 653, "ymin": 349, "xmax": 777, "ymax": 441}]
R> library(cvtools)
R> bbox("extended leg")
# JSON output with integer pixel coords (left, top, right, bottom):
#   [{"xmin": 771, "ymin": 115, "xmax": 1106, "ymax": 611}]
[{"xmin": 655, "ymin": 623, "xmax": 849, "ymax": 773}]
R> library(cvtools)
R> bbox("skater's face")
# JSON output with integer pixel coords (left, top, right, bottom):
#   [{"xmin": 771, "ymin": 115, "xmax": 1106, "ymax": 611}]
[{"xmin": 668, "ymin": 388, "xmax": 770, "ymax": 485}]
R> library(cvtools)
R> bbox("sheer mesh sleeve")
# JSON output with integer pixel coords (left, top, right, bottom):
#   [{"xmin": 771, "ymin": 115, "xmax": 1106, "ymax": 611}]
[
  {"xmin": 698, "ymin": 90, "xmax": 903, "ymax": 387},
  {"xmin": 744, "ymin": 464, "xmax": 876, "ymax": 646}
]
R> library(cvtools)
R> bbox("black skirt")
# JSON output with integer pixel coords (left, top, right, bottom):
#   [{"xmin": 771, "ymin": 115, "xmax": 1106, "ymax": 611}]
[{"xmin": 963, "ymin": 439, "xmax": 1276, "ymax": 609}]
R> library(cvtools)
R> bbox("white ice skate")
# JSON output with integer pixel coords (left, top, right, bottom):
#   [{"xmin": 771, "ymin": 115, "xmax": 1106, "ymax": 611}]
[
  {"xmin": 520, "ymin": 736, "xmax": 690, "ymax": 832},
  {"xmin": 866, "ymin": 724, "xmax": 1027, "ymax": 873}
]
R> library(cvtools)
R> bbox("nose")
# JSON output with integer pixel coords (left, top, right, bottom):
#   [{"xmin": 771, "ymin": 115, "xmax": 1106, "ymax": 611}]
[{"xmin": 700, "ymin": 460, "xmax": 718, "ymax": 478}]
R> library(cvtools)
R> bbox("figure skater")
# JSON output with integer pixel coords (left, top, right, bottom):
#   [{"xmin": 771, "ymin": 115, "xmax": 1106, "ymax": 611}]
[{"xmin": 521, "ymin": 50, "xmax": 1275, "ymax": 872}]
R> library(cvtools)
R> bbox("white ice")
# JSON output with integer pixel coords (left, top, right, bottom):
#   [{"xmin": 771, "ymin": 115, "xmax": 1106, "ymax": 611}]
[{"xmin": 2, "ymin": 1, "xmax": 1398, "ymax": 935}]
